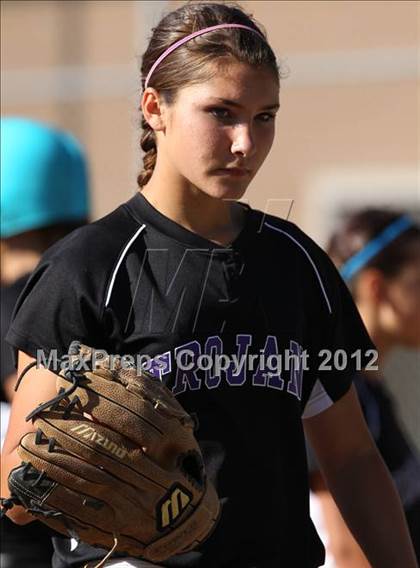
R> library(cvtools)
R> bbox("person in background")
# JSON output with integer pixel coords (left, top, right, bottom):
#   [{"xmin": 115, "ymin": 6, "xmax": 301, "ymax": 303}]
[
  {"xmin": 1, "ymin": 117, "xmax": 90, "ymax": 568},
  {"xmin": 309, "ymin": 208, "xmax": 420, "ymax": 567}
]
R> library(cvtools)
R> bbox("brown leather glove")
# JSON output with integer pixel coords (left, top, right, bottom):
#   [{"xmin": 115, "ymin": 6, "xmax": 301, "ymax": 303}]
[{"xmin": 4, "ymin": 343, "xmax": 220, "ymax": 563}]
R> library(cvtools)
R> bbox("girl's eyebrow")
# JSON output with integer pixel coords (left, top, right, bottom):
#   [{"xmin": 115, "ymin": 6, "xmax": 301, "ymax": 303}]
[{"xmin": 209, "ymin": 97, "xmax": 280, "ymax": 111}]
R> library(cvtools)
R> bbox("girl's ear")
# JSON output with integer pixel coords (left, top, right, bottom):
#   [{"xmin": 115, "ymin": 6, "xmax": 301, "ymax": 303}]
[
  {"xmin": 141, "ymin": 88, "xmax": 166, "ymax": 132},
  {"xmin": 355, "ymin": 268, "xmax": 386, "ymax": 305}
]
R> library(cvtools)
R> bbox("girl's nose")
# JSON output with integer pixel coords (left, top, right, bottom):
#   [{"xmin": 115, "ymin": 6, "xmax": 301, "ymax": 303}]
[{"xmin": 230, "ymin": 124, "xmax": 256, "ymax": 159}]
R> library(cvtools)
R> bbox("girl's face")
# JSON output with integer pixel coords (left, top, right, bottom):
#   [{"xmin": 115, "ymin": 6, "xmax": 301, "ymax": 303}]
[
  {"xmin": 159, "ymin": 61, "xmax": 280, "ymax": 201},
  {"xmin": 381, "ymin": 254, "xmax": 420, "ymax": 348}
]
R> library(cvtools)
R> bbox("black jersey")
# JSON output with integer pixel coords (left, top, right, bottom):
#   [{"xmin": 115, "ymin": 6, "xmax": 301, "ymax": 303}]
[{"xmin": 7, "ymin": 192, "xmax": 375, "ymax": 568}]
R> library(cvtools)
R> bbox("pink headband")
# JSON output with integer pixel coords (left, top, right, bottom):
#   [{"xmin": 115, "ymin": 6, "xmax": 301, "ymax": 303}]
[{"xmin": 144, "ymin": 23, "xmax": 266, "ymax": 89}]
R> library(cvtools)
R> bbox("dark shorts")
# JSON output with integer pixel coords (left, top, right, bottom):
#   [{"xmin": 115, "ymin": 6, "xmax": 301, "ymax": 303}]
[{"xmin": 0, "ymin": 516, "xmax": 53, "ymax": 568}]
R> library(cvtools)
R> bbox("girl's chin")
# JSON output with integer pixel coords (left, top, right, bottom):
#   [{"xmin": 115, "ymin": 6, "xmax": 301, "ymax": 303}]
[{"xmin": 205, "ymin": 180, "xmax": 249, "ymax": 200}]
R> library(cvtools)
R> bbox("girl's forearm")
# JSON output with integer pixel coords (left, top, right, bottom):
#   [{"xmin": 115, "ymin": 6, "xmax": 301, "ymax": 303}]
[{"xmin": 324, "ymin": 447, "xmax": 417, "ymax": 568}]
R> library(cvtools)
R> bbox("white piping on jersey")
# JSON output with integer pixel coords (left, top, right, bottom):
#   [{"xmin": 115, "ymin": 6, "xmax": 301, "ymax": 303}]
[
  {"xmin": 264, "ymin": 222, "xmax": 332, "ymax": 314},
  {"xmin": 302, "ymin": 379, "xmax": 333, "ymax": 419},
  {"xmin": 104, "ymin": 224, "xmax": 146, "ymax": 308}
]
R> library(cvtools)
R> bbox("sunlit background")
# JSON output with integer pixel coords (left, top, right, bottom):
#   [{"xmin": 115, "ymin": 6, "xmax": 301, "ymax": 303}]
[{"xmin": 1, "ymin": 0, "xmax": 419, "ymax": 447}]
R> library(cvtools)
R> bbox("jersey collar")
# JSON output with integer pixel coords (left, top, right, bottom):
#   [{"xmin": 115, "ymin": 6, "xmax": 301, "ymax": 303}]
[{"xmin": 126, "ymin": 191, "xmax": 260, "ymax": 252}]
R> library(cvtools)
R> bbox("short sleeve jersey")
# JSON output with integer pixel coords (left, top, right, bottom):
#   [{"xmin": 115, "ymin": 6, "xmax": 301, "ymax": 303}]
[
  {"xmin": 7, "ymin": 192, "xmax": 375, "ymax": 568},
  {"xmin": 1, "ymin": 274, "xmax": 29, "ymax": 400}
]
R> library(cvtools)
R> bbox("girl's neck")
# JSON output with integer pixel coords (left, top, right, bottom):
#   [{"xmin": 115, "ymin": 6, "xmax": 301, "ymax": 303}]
[{"xmin": 140, "ymin": 178, "xmax": 246, "ymax": 247}]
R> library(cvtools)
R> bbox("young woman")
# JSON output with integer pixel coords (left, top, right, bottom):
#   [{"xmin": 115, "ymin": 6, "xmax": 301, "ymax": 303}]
[
  {"xmin": 1, "ymin": 3, "xmax": 417, "ymax": 567},
  {"xmin": 309, "ymin": 209, "xmax": 420, "ymax": 567}
]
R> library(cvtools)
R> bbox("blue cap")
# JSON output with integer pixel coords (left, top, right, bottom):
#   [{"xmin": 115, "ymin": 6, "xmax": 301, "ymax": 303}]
[{"xmin": 1, "ymin": 117, "xmax": 90, "ymax": 238}]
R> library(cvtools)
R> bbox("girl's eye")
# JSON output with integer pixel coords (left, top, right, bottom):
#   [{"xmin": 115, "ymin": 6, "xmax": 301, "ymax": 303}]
[
  {"xmin": 209, "ymin": 107, "xmax": 231, "ymax": 121},
  {"xmin": 258, "ymin": 113, "xmax": 276, "ymax": 123},
  {"xmin": 208, "ymin": 107, "xmax": 276, "ymax": 124}
]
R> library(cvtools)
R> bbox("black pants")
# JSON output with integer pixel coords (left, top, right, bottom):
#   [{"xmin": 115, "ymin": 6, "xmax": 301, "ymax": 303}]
[{"xmin": 0, "ymin": 516, "xmax": 53, "ymax": 568}]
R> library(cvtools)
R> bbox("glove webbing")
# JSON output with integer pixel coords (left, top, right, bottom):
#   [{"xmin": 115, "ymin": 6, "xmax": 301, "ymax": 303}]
[
  {"xmin": 0, "ymin": 461, "xmax": 62, "ymax": 518},
  {"xmin": 1, "ymin": 357, "xmax": 86, "ymax": 518},
  {"xmin": 14, "ymin": 357, "xmax": 85, "ymax": 422}
]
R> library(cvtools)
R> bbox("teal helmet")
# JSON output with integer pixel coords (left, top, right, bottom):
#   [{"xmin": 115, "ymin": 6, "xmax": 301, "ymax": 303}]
[{"xmin": 1, "ymin": 117, "xmax": 90, "ymax": 238}]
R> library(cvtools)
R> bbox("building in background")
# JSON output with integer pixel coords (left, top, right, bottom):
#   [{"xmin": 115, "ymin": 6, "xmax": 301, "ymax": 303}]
[{"xmin": 1, "ymin": 0, "xmax": 418, "ymax": 445}]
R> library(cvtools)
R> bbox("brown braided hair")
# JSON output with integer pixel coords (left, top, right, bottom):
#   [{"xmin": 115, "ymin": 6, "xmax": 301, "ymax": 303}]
[{"xmin": 137, "ymin": 1, "xmax": 281, "ymax": 188}]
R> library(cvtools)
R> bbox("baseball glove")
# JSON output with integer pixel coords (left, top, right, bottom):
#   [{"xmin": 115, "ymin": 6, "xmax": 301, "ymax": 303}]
[{"xmin": 2, "ymin": 342, "xmax": 220, "ymax": 564}]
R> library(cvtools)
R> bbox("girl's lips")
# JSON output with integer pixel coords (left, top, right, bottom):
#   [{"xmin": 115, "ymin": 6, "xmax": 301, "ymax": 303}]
[{"xmin": 215, "ymin": 168, "xmax": 250, "ymax": 177}]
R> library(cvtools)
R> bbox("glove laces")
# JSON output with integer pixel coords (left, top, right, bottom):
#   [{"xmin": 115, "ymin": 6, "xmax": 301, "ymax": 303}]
[
  {"xmin": 14, "ymin": 358, "xmax": 85, "ymax": 422},
  {"xmin": 83, "ymin": 535, "xmax": 119, "ymax": 568}
]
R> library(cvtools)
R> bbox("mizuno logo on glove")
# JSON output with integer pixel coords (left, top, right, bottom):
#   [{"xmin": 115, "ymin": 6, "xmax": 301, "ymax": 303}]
[
  {"xmin": 70, "ymin": 424, "xmax": 127, "ymax": 459},
  {"xmin": 158, "ymin": 484, "xmax": 192, "ymax": 530}
]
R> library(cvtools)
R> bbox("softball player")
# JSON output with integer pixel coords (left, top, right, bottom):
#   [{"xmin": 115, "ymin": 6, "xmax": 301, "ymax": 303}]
[
  {"xmin": 1, "ymin": 3, "xmax": 417, "ymax": 567},
  {"xmin": 309, "ymin": 209, "xmax": 420, "ymax": 566}
]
